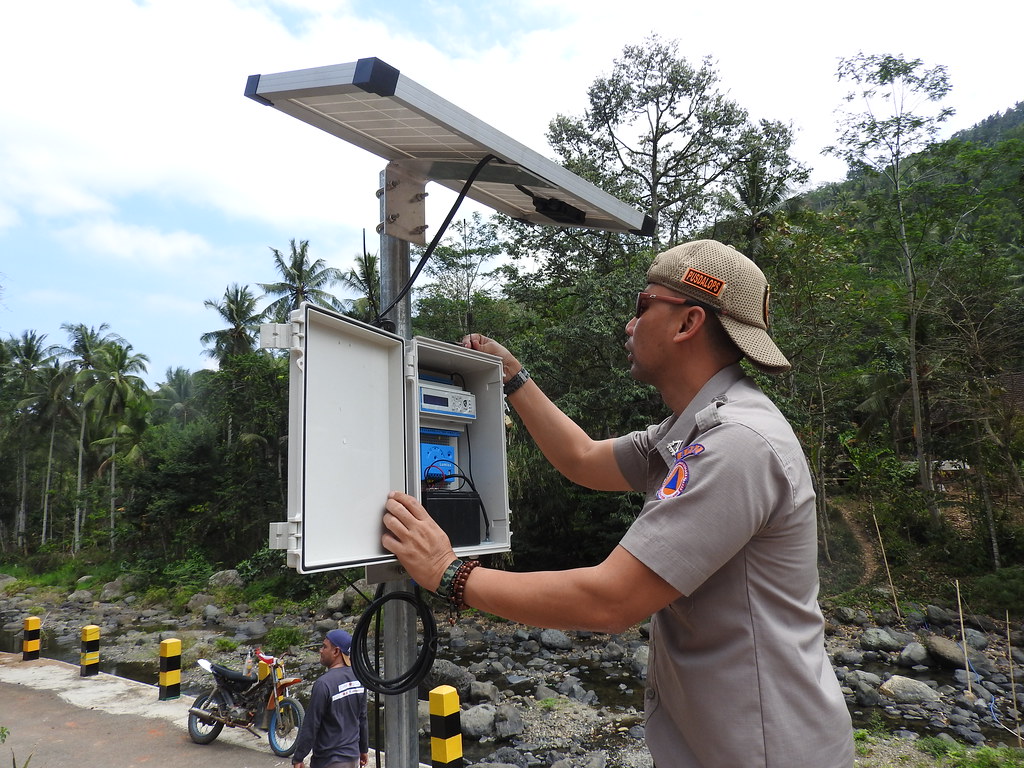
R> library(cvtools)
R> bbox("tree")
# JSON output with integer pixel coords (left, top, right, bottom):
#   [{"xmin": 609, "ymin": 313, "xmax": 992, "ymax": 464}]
[
  {"xmin": 548, "ymin": 33, "xmax": 753, "ymax": 248},
  {"xmin": 827, "ymin": 52, "xmax": 955, "ymax": 521},
  {"xmin": 201, "ymin": 284, "xmax": 267, "ymax": 363},
  {"xmin": 715, "ymin": 120, "xmax": 810, "ymax": 260},
  {"xmin": 82, "ymin": 341, "xmax": 150, "ymax": 551},
  {"xmin": 414, "ymin": 213, "xmax": 502, "ymax": 338},
  {"xmin": 258, "ymin": 239, "xmax": 346, "ymax": 322},
  {"xmin": 152, "ymin": 367, "xmax": 202, "ymax": 426},
  {"xmin": 60, "ymin": 322, "xmax": 125, "ymax": 552},
  {"xmin": 4, "ymin": 331, "xmax": 59, "ymax": 550},
  {"xmin": 339, "ymin": 245, "xmax": 382, "ymax": 323}
]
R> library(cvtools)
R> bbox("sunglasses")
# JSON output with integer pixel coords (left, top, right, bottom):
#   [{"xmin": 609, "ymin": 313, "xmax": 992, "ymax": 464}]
[{"xmin": 635, "ymin": 292, "xmax": 715, "ymax": 318}]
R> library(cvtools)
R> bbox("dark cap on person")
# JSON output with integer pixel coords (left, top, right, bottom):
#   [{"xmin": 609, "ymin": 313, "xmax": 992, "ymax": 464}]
[
  {"xmin": 646, "ymin": 239, "xmax": 791, "ymax": 374},
  {"xmin": 326, "ymin": 629, "xmax": 352, "ymax": 655}
]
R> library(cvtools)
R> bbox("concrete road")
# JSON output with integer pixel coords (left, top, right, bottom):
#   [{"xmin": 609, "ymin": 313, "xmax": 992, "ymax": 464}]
[{"xmin": 0, "ymin": 652, "xmax": 293, "ymax": 767}]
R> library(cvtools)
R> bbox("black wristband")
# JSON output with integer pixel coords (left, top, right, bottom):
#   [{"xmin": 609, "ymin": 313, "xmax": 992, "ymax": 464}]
[{"xmin": 503, "ymin": 368, "xmax": 531, "ymax": 396}]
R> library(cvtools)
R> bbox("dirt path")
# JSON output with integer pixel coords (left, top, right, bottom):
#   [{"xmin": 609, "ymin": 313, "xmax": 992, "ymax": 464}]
[{"xmin": 833, "ymin": 497, "xmax": 880, "ymax": 586}]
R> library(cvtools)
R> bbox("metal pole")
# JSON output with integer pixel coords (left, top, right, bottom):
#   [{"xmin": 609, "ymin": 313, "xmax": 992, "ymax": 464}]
[{"xmin": 377, "ymin": 168, "xmax": 420, "ymax": 767}]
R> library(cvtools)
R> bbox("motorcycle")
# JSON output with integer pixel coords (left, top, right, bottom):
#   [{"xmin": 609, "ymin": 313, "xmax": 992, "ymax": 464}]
[{"xmin": 187, "ymin": 647, "xmax": 305, "ymax": 757}]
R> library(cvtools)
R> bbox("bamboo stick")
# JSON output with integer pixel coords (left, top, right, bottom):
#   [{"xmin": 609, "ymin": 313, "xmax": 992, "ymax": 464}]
[
  {"xmin": 1007, "ymin": 610, "xmax": 1022, "ymax": 748},
  {"xmin": 872, "ymin": 514, "xmax": 902, "ymax": 620},
  {"xmin": 956, "ymin": 580, "xmax": 972, "ymax": 697}
]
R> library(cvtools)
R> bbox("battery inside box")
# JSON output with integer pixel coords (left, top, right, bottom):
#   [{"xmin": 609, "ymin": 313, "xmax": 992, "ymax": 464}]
[{"xmin": 422, "ymin": 489, "xmax": 483, "ymax": 548}]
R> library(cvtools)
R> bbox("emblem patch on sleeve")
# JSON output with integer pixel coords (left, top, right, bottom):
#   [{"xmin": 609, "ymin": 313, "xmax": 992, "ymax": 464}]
[{"xmin": 657, "ymin": 443, "xmax": 705, "ymax": 499}]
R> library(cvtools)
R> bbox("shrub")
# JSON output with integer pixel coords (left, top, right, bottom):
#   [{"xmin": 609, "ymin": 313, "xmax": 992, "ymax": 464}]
[
  {"xmin": 215, "ymin": 637, "xmax": 239, "ymax": 653},
  {"xmin": 263, "ymin": 626, "xmax": 305, "ymax": 654}
]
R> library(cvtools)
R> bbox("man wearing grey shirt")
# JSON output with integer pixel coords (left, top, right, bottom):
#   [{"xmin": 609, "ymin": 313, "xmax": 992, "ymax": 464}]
[{"xmin": 383, "ymin": 240, "xmax": 854, "ymax": 767}]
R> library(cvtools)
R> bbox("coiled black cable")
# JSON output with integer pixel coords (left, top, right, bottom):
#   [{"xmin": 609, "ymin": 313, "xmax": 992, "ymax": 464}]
[{"xmin": 351, "ymin": 582, "xmax": 438, "ymax": 695}]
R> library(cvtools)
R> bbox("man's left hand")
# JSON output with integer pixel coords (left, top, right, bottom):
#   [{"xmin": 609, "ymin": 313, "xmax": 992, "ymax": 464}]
[{"xmin": 382, "ymin": 491, "xmax": 457, "ymax": 590}]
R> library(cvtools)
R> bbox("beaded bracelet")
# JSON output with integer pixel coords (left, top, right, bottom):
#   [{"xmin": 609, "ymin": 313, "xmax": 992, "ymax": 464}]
[{"xmin": 450, "ymin": 559, "xmax": 481, "ymax": 611}]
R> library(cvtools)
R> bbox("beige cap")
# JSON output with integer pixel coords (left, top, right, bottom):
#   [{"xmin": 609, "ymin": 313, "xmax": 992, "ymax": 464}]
[{"xmin": 646, "ymin": 240, "xmax": 791, "ymax": 374}]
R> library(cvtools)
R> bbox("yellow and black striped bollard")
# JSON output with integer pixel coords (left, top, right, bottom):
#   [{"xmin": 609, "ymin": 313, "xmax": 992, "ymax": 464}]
[
  {"xmin": 22, "ymin": 616, "xmax": 41, "ymax": 661},
  {"xmin": 158, "ymin": 638, "xmax": 182, "ymax": 700},
  {"xmin": 80, "ymin": 624, "xmax": 100, "ymax": 677},
  {"xmin": 429, "ymin": 684, "xmax": 463, "ymax": 768}
]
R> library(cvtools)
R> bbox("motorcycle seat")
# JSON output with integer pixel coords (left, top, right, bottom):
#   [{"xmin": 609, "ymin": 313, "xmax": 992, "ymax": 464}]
[{"xmin": 211, "ymin": 663, "xmax": 259, "ymax": 685}]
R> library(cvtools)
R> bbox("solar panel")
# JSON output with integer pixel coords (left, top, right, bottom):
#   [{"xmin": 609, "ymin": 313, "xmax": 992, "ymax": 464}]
[{"xmin": 246, "ymin": 58, "xmax": 654, "ymax": 237}]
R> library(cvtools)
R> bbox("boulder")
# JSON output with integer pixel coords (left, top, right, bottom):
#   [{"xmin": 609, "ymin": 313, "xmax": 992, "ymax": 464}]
[
  {"xmin": 925, "ymin": 605, "xmax": 955, "ymax": 626},
  {"xmin": 494, "ymin": 703, "xmax": 525, "ymax": 739},
  {"xmin": 859, "ymin": 627, "xmax": 903, "ymax": 653},
  {"xmin": 897, "ymin": 642, "xmax": 931, "ymax": 667},
  {"xmin": 424, "ymin": 658, "xmax": 475, "ymax": 699},
  {"xmin": 924, "ymin": 634, "xmax": 995, "ymax": 675},
  {"xmin": 461, "ymin": 703, "xmax": 496, "ymax": 739},
  {"xmin": 879, "ymin": 675, "xmax": 940, "ymax": 704},
  {"xmin": 208, "ymin": 570, "xmax": 244, "ymax": 590},
  {"xmin": 539, "ymin": 629, "xmax": 573, "ymax": 651},
  {"xmin": 100, "ymin": 579, "xmax": 124, "ymax": 601}
]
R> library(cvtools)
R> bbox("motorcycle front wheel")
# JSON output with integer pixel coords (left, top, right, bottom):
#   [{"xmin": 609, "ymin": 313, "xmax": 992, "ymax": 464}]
[
  {"xmin": 188, "ymin": 690, "xmax": 226, "ymax": 744},
  {"xmin": 268, "ymin": 696, "xmax": 304, "ymax": 757}
]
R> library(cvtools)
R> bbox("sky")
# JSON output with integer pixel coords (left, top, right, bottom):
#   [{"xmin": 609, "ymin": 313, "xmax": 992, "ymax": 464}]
[{"xmin": 1, "ymin": 0, "xmax": 1021, "ymax": 387}]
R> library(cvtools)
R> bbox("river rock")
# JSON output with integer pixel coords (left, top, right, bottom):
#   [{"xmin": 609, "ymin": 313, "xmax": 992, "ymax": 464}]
[
  {"xmin": 470, "ymin": 680, "xmax": 500, "ymax": 703},
  {"xmin": 926, "ymin": 605, "xmax": 956, "ymax": 626},
  {"xmin": 924, "ymin": 634, "xmax": 995, "ymax": 675},
  {"xmin": 187, "ymin": 592, "xmax": 215, "ymax": 613},
  {"xmin": 68, "ymin": 589, "xmax": 93, "ymax": 603},
  {"xmin": 963, "ymin": 627, "xmax": 988, "ymax": 651},
  {"xmin": 835, "ymin": 606, "xmax": 871, "ymax": 626},
  {"xmin": 461, "ymin": 703, "xmax": 497, "ymax": 738},
  {"xmin": 100, "ymin": 579, "xmax": 124, "ymax": 601},
  {"xmin": 539, "ymin": 629, "xmax": 573, "ymax": 651},
  {"xmin": 897, "ymin": 641, "xmax": 930, "ymax": 667},
  {"xmin": 235, "ymin": 619, "xmax": 268, "ymax": 639},
  {"xmin": 631, "ymin": 645, "xmax": 649, "ymax": 677},
  {"xmin": 879, "ymin": 675, "xmax": 940, "ymax": 704},
  {"xmin": 424, "ymin": 658, "xmax": 475, "ymax": 698},
  {"xmin": 535, "ymin": 684, "xmax": 560, "ymax": 700},
  {"xmin": 494, "ymin": 702, "xmax": 525, "ymax": 739},
  {"xmin": 860, "ymin": 627, "xmax": 903, "ymax": 652},
  {"xmin": 208, "ymin": 570, "xmax": 243, "ymax": 589}
]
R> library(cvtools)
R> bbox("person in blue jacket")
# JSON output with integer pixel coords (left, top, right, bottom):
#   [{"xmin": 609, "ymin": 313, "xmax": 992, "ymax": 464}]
[{"xmin": 291, "ymin": 629, "xmax": 369, "ymax": 768}]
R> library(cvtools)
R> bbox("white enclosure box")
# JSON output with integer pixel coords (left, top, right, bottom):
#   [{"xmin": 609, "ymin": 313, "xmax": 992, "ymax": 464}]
[{"xmin": 270, "ymin": 304, "xmax": 511, "ymax": 573}]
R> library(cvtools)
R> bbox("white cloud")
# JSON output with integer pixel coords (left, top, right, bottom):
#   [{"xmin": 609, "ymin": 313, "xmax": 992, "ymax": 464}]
[{"xmin": 54, "ymin": 219, "xmax": 213, "ymax": 270}]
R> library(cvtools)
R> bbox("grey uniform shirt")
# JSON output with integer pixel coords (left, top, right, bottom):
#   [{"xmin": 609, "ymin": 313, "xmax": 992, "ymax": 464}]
[{"xmin": 614, "ymin": 364, "xmax": 853, "ymax": 768}]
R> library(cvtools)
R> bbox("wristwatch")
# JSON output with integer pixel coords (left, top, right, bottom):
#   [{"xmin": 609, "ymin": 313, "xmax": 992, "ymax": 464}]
[{"xmin": 503, "ymin": 367, "xmax": 531, "ymax": 396}]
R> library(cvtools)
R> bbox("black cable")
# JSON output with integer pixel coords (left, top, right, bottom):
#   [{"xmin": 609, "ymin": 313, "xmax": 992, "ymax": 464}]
[
  {"xmin": 351, "ymin": 582, "xmax": 438, "ymax": 695},
  {"xmin": 374, "ymin": 154, "xmax": 500, "ymax": 327}
]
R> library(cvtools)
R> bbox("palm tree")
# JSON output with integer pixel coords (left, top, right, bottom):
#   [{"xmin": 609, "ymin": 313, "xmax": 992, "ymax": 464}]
[
  {"xmin": 201, "ymin": 284, "xmax": 267, "ymax": 363},
  {"xmin": 339, "ymin": 247, "xmax": 382, "ymax": 323},
  {"xmin": 5, "ymin": 331, "xmax": 59, "ymax": 550},
  {"xmin": 152, "ymin": 366, "xmax": 201, "ymax": 426},
  {"xmin": 60, "ymin": 323, "xmax": 125, "ymax": 552},
  {"xmin": 20, "ymin": 360, "xmax": 77, "ymax": 545},
  {"xmin": 82, "ymin": 342, "xmax": 150, "ymax": 551},
  {"xmin": 259, "ymin": 239, "xmax": 346, "ymax": 322}
]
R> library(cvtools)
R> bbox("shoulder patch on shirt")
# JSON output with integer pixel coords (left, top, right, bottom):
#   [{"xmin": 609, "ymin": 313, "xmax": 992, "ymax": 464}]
[{"xmin": 657, "ymin": 443, "xmax": 705, "ymax": 499}]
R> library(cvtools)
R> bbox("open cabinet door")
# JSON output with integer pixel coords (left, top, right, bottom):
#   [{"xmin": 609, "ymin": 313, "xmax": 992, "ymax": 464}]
[{"xmin": 287, "ymin": 304, "xmax": 407, "ymax": 573}]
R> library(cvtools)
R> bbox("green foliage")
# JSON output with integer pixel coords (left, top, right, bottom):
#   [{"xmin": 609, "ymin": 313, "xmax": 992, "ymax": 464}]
[
  {"xmin": 214, "ymin": 637, "xmax": 239, "ymax": 652},
  {"xmin": 163, "ymin": 549, "xmax": 214, "ymax": 593},
  {"xmin": 263, "ymin": 626, "xmax": 305, "ymax": 654},
  {"xmin": 965, "ymin": 567, "xmax": 1024, "ymax": 615},
  {"xmin": 924, "ymin": 743, "xmax": 1024, "ymax": 768}
]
